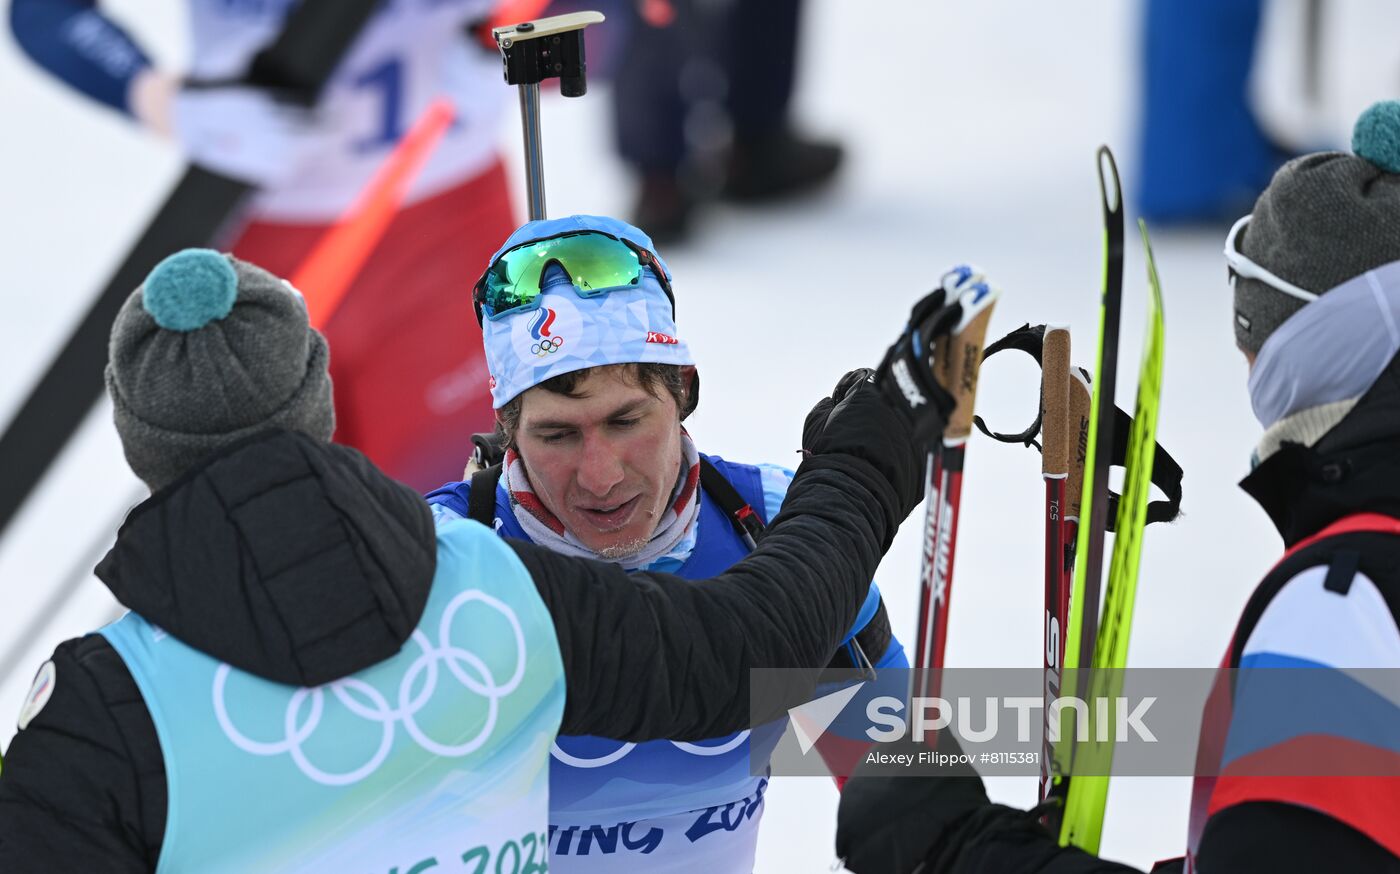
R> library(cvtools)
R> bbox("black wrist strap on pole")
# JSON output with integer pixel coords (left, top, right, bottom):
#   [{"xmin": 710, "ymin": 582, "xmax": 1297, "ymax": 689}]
[
  {"xmin": 973, "ymin": 323, "xmax": 1048, "ymax": 449},
  {"xmin": 973, "ymin": 323, "xmax": 1184, "ymax": 529}
]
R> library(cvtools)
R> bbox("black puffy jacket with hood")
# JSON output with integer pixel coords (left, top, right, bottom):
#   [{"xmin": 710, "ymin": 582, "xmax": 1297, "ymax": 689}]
[{"xmin": 0, "ymin": 427, "xmax": 901, "ymax": 870}]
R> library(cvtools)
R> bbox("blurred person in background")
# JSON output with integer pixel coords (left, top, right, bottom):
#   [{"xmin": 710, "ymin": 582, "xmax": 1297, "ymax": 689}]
[
  {"xmin": 1138, "ymin": 0, "xmax": 1289, "ymax": 224},
  {"xmin": 835, "ymin": 101, "xmax": 1400, "ymax": 874},
  {"xmin": 8, "ymin": 0, "xmax": 549, "ymax": 490},
  {"xmin": 1138, "ymin": 0, "xmax": 1400, "ymax": 225},
  {"xmin": 611, "ymin": 0, "xmax": 844, "ymax": 243}
]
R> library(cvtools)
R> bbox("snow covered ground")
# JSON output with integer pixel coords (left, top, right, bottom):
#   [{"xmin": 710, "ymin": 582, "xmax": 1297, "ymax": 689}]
[{"xmin": 1, "ymin": 1, "xmax": 1289, "ymax": 869}]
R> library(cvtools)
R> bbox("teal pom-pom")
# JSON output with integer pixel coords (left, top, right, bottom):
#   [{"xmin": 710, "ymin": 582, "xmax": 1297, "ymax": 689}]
[
  {"xmin": 1352, "ymin": 101, "xmax": 1400, "ymax": 174},
  {"xmin": 142, "ymin": 249, "xmax": 238, "ymax": 331}
]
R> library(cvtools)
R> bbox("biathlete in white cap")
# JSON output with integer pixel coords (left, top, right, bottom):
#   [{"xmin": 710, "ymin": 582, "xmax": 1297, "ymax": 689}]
[{"xmin": 429, "ymin": 215, "xmax": 990, "ymax": 872}]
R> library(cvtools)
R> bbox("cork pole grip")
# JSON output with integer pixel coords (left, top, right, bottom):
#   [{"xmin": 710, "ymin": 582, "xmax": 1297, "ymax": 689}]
[
  {"xmin": 1065, "ymin": 367, "xmax": 1093, "ymax": 520},
  {"xmin": 1041, "ymin": 326, "xmax": 1072, "ymax": 478},
  {"xmin": 934, "ymin": 298, "xmax": 999, "ymax": 444}
]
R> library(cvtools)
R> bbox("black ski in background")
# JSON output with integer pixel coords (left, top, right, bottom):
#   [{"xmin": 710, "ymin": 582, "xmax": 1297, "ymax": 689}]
[{"xmin": 0, "ymin": 0, "xmax": 382, "ymax": 539}]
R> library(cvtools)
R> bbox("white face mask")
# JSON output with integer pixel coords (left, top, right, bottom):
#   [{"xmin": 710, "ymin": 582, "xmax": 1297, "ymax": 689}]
[{"xmin": 1247, "ymin": 260, "xmax": 1400, "ymax": 430}]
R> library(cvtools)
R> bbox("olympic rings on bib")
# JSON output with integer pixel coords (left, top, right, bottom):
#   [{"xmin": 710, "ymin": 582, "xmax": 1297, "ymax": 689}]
[
  {"xmin": 213, "ymin": 590, "xmax": 527, "ymax": 786},
  {"xmin": 550, "ymin": 730, "xmax": 751, "ymax": 769}
]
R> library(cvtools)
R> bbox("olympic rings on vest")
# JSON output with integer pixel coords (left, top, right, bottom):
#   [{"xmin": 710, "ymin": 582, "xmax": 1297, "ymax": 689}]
[{"xmin": 213, "ymin": 589, "xmax": 527, "ymax": 786}]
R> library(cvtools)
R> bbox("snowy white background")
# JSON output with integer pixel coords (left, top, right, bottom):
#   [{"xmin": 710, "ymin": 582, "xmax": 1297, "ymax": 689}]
[{"xmin": 0, "ymin": 0, "xmax": 1376, "ymax": 870}]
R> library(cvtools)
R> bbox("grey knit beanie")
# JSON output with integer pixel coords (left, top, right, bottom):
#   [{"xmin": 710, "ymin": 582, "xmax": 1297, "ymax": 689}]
[
  {"xmin": 1233, "ymin": 101, "xmax": 1400, "ymax": 354},
  {"xmin": 106, "ymin": 249, "xmax": 335, "ymax": 491}
]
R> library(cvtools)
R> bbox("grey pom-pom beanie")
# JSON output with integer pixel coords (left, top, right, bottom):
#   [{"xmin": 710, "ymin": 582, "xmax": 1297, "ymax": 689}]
[{"xmin": 105, "ymin": 249, "xmax": 335, "ymax": 491}]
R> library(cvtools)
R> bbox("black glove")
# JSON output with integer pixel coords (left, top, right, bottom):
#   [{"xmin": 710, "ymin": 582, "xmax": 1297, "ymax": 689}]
[
  {"xmin": 836, "ymin": 733, "xmax": 989, "ymax": 874},
  {"xmin": 838, "ymin": 733, "xmax": 1144, "ymax": 874},
  {"xmin": 802, "ymin": 288, "xmax": 962, "ymax": 519},
  {"xmin": 801, "ymin": 366, "xmax": 878, "ymax": 450},
  {"xmin": 926, "ymin": 804, "xmax": 1141, "ymax": 874},
  {"xmin": 873, "ymin": 287, "xmax": 963, "ymax": 447}
]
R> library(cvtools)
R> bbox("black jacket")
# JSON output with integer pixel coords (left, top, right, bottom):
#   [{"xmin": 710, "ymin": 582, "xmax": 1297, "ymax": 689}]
[{"xmin": 0, "ymin": 429, "xmax": 898, "ymax": 870}]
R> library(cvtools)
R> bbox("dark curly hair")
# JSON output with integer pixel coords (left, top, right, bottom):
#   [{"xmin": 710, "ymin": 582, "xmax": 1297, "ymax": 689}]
[{"xmin": 496, "ymin": 363, "xmax": 693, "ymax": 448}]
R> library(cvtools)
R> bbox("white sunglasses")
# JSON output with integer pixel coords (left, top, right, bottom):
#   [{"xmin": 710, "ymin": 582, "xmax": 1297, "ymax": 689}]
[{"xmin": 1224, "ymin": 215, "xmax": 1320, "ymax": 302}]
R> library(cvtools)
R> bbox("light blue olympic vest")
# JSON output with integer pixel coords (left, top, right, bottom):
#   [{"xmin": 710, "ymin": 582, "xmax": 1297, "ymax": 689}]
[{"xmin": 102, "ymin": 519, "xmax": 565, "ymax": 874}]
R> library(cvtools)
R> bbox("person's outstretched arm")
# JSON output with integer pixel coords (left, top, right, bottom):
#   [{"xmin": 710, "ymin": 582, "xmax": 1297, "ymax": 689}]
[
  {"xmin": 521, "ymin": 285, "xmax": 970, "ymax": 742},
  {"xmin": 11, "ymin": 0, "xmax": 326, "ymax": 187},
  {"xmin": 516, "ymin": 450, "xmax": 899, "ymax": 741},
  {"xmin": 10, "ymin": 0, "xmax": 151, "ymax": 114}
]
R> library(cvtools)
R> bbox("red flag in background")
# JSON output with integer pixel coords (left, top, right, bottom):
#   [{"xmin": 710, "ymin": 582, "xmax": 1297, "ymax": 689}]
[
  {"xmin": 292, "ymin": 99, "xmax": 457, "ymax": 327},
  {"xmin": 233, "ymin": 99, "xmax": 517, "ymax": 491}
]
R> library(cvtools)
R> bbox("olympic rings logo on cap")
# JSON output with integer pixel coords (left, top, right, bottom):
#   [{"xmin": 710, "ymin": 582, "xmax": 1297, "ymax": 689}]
[
  {"xmin": 526, "ymin": 307, "xmax": 568, "ymax": 357},
  {"xmin": 531, "ymin": 336, "xmax": 565, "ymax": 357},
  {"xmin": 550, "ymin": 731, "xmax": 750, "ymax": 769},
  {"xmin": 213, "ymin": 589, "xmax": 527, "ymax": 786}
]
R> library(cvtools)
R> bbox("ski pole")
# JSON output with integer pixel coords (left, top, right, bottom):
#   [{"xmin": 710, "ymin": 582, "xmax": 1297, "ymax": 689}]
[
  {"xmin": 1038, "ymin": 325, "xmax": 1071, "ymax": 802},
  {"xmin": 1063, "ymin": 367, "xmax": 1093, "ymax": 617},
  {"xmin": 1041, "ymin": 364, "xmax": 1091, "ymax": 829},
  {"xmin": 492, "ymin": 11, "xmax": 605, "ymax": 220},
  {"xmin": 912, "ymin": 446, "xmax": 945, "ymax": 695},
  {"xmin": 911, "ymin": 276, "xmax": 1000, "ymax": 706}
]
